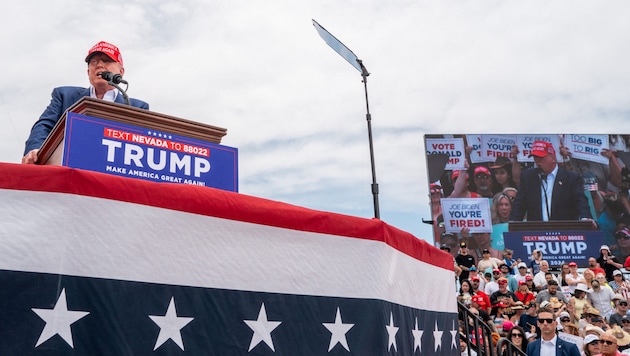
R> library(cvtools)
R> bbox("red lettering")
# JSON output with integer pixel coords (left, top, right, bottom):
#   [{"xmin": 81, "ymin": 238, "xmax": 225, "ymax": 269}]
[{"xmin": 432, "ymin": 143, "xmax": 456, "ymax": 150}]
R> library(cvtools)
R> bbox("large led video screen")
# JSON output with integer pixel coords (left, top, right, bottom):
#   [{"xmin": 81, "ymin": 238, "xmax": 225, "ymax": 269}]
[{"xmin": 425, "ymin": 134, "xmax": 630, "ymax": 269}]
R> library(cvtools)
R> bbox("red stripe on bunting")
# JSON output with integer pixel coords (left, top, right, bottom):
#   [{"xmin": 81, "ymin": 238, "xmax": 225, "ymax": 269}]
[{"xmin": 0, "ymin": 162, "xmax": 452, "ymax": 270}]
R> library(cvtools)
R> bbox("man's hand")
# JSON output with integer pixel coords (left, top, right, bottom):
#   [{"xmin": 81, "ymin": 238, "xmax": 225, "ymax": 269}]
[
  {"xmin": 581, "ymin": 217, "xmax": 598, "ymax": 230},
  {"xmin": 21, "ymin": 149, "xmax": 39, "ymax": 164}
]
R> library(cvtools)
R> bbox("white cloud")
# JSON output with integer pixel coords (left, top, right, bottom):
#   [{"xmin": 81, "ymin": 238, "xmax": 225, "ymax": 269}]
[{"xmin": 3, "ymin": 0, "xmax": 630, "ymax": 243}]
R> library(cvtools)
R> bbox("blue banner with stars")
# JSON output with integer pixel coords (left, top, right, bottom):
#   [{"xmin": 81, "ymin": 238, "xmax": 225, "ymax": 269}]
[{"xmin": 0, "ymin": 162, "xmax": 458, "ymax": 355}]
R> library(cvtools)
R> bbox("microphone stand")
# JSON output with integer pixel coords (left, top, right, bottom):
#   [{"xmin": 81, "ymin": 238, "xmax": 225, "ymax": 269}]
[
  {"xmin": 106, "ymin": 80, "xmax": 130, "ymax": 106},
  {"xmin": 357, "ymin": 59, "xmax": 380, "ymax": 219}
]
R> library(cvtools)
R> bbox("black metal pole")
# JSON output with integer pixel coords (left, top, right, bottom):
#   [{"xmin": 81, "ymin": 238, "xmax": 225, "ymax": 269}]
[{"xmin": 357, "ymin": 59, "xmax": 380, "ymax": 219}]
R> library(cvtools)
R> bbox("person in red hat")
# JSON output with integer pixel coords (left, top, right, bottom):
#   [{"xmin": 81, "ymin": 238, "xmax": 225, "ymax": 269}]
[
  {"xmin": 448, "ymin": 159, "xmax": 482, "ymax": 198},
  {"xmin": 471, "ymin": 165, "xmax": 493, "ymax": 198},
  {"xmin": 509, "ymin": 140, "xmax": 593, "ymax": 223},
  {"xmin": 490, "ymin": 277, "xmax": 518, "ymax": 306},
  {"xmin": 23, "ymin": 41, "xmax": 149, "ymax": 164},
  {"xmin": 564, "ymin": 261, "xmax": 586, "ymax": 294}
]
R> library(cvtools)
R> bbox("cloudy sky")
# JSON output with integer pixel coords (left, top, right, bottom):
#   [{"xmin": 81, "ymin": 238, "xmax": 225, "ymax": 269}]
[{"xmin": 3, "ymin": 1, "xmax": 630, "ymax": 244}]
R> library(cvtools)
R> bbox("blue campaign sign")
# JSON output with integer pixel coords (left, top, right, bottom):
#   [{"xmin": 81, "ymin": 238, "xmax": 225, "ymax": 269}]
[
  {"xmin": 62, "ymin": 112, "xmax": 238, "ymax": 192},
  {"xmin": 504, "ymin": 230, "xmax": 604, "ymax": 268}
]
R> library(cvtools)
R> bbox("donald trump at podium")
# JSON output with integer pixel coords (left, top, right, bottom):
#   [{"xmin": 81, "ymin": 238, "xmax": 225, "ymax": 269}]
[
  {"xmin": 509, "ymin": 140, "xmax": 593, "ymax": 224},
  {"xmin": 22, "ymin": 41, "xmax": 149, "ymax": 164}
]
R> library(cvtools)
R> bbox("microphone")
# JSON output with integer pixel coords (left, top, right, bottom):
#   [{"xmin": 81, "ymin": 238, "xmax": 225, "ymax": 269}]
[
  {"xmin": 97, "ymin": 71, "xmax": 130, "ymax": 106},
  {"xmin": 98, "ymin": 71, "xmax": 128, "ymax": 85}
]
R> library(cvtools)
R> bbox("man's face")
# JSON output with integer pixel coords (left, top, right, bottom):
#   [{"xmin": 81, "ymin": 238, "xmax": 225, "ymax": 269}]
[
  {"xmin": 540, "ymin": 261, "xmax": 549, "ymax": 272},
  {"xmin": 592, "ymin": 280, "xmax": 601, "ymax": 290},
  {"xmin": 527, "ymin": 305, "xmax": 537, "ymax": 315},
  {"xmin": 533, "ymin": 154, "xmax": 557, "ymax": 174},
  {"xmin": 537, "ymin": 311, "xmax": 557, "ymax": 338},
  {"xmin": 548, "ymin": 284, "xmax": 557, "ymax": 294},
  {"xmin": 474, "ymin": 173, "xmax": 492, "ymax": 192},
  {"xmin": 87, "ymin": 53, "xmax": 125, "ymax": 88},
  {"xmin": 471, "ymin": 280, "xmax": 480, "ymax": 290},
  {"xmin": 498, "ymin": 282, "xmax": 507, "ymax": 291},
  {"xmin": 460, "ymin": 339, "xmax": 467, "ymax": 352},
  {"xmin": 599, "ymin": 333, "xmax": 619, "ymax": 355},
  {"xmin": 518, "ymin": 266, "xmax": 527, "ymax": 275},
  {"xmin": 504, "ymin": 189, "xmax": 517, "ymax": 201},
  {"xmin": 589, "ymin": 258, "xmax": 597, "ymax": 268},
  {"xmin": 619, "ymin": 300, "xmax": 628, "ymax": 312}
]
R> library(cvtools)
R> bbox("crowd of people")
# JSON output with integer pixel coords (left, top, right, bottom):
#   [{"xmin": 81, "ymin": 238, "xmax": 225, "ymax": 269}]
[
  {"xmin": 428, "ymin": 137, "xmax": 630, "ymax": 355},
  {"xmin": 448, "ymin": 241, "xmax": 630, "ymax": 355}
]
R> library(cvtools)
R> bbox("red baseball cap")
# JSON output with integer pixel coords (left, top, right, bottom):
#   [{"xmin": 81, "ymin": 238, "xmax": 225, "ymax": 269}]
[
  {"xmin": 529, "ymin": 140, "xmax": 555, "ymax": 158},
  {"xmin": 569, "ymin": 262, "xmax": 577, "ymax": 267},
  {"xmin": 85, "ymin": 41, "xmax": 124, "ymax": 66},
  {"xmin": 474, "ymin": 166, "xmax": 491, "ymax": 176}
]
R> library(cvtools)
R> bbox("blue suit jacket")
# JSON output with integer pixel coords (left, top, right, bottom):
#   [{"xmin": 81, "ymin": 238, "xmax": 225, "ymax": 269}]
[
  {"xmin": 24, "ymin": 86, "xmax": 149, "ymax": 155},
  {"xmin": 509, "ymin": 166, "xmax": 592, "ymax": 221},
  {"xmin": 525, "ymin": 337, "xmax": 581, "ymax": 356}
]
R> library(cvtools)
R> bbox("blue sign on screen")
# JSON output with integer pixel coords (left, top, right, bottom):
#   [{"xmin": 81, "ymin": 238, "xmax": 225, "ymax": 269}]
[{"xmin": 504, "ymin": 230, "xmax": 604, "ymax": 268}]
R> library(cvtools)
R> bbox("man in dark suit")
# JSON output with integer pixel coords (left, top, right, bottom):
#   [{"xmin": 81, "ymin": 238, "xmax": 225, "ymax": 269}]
[
  {"xmin": 526, "ymin": 307, "xmax": 580, "ymax": 356},
  {"xmin": 22, "ymin": 41, "xmax": 149, "ymax": 164},
  {"xmin": 509, "ymin": 140, "xmax": 592, "ymax": 222}
]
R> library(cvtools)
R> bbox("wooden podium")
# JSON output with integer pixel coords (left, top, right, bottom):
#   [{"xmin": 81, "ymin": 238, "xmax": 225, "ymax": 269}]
[{"xmin": 38, "ymin": 97, "xmax": 228, "ymax": 166}]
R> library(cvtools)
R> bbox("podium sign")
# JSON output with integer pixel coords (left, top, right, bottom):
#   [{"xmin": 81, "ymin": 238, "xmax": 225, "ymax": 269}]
[
  {"xmin": 63, "ymin": 112, "xmax": 238, "ymax": 191},
  {"xmin": 504, "ymin": 230, "xmax": 604, "ymax": 268}
]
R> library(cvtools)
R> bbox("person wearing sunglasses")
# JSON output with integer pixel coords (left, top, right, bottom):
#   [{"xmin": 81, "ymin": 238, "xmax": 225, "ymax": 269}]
[
  {"xmin": 614, "ymin": 226, "xmax": 630, "ymax": 276},
  {"xmin": 604, "ymin": 325, "xmax": 630, "ymax": 352},
  {"xmin": 598, "ymin": 245, "xmax": 624, "ymax": 282},
  {"xmin": 610, "ymin": 295, "xmax": 630, "ymax": 328},
  {"xmin": 620, "ymin": 315, "xmax": 630, "ymax": 335},
  {"xmin": 525, "ymin": 307, "xmax": 580, "ymax": 356},
  {"xmin": 502, "ymin": 325, "xmax": 528, "ymax": 355},
  {"xmin": 582, "ymin": 334, "xmax": 601, "ymax": 356},
  {"xmin": 598, "ymin": 331, "xmax": 624, "ymax": 356}
]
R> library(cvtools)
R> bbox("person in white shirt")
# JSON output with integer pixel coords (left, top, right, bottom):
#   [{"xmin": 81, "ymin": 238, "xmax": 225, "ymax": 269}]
[
  {"xmin": 515, "ymin": 262, "xmax": 530, "ymax": 284},
  {"xmin": 589, "ymin": 278, "xmax": 616, "ymax": 320},
  {"xmin": 533, "ymin": 260, "xmax": 558, "ymax": 291},
  {"xmin": 563, "ymin": 261, "xmax": 586, "ymax": 294},
  {"xmin": 525, "ymin": 307, "xmax": 581, "ymax": 356}
]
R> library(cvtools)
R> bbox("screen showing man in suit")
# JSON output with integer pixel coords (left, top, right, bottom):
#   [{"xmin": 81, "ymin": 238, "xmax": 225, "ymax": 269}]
[{"xmin": 425, "ymin": 134, "xmax": 630, "ymax": 265}]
